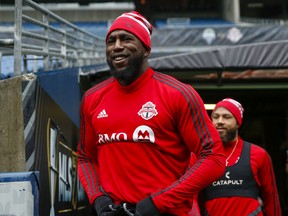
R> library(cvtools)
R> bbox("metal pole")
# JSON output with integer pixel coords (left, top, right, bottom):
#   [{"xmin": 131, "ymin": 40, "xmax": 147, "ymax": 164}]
[
  {"xmin": 61, "ymin": 23, "xmax": 68, "ymax": 68},
  {"xmin": 0, "ymin": 52, "xmax": 2, "ymax": 75},
  {"xmin": 43, "ymin": 14, "xmax": 49, "ymax": 70},
  {"xmin": 14, "ymin": 0, "xmax": 23, "ymax": 76}
]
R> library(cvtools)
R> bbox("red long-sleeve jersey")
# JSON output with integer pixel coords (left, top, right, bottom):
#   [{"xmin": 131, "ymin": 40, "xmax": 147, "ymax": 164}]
[
  {"xmin": 77, "ymin": 68, "xmax": 225, "ymax": 215},
  {"xmin": 202, "ymin": 137, "xmax": 282, "ymax": 216}
]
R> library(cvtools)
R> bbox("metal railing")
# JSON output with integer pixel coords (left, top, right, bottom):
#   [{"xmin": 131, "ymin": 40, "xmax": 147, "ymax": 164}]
[{"xmin": 0, "ymin": 0, "xmax": 106, "ymax": 76}]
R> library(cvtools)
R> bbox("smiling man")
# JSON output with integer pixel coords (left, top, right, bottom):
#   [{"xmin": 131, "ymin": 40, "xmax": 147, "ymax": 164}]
[
  {"xmin": 77, "ymin": 11, "xmax": 226, "ymax": 216},
  {"xmin": 200, "ymin": 98, "xmax": 282, "ymax": 216}
]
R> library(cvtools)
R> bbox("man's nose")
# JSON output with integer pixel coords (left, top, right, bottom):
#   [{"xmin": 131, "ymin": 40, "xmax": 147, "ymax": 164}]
[
  {"xmin": 217, "ymin": 116, "xmax": 224, "ymax": 124},
  {"xmin": 113, "ymin": 39, "xmax": 124, "ymax": 49}
]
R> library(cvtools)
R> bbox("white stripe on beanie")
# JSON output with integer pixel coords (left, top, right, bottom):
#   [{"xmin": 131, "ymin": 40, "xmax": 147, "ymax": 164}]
[
  {"xmin": 117, "ymin": 13, "xmax": 151, "ymax": 36},
  {"xmin": 223, "ymin": 98, "xmax": 244, "ymax": 118},
  {"xmin": 126, "ymin": 12, "xmax": 152, "ymax": 32}
]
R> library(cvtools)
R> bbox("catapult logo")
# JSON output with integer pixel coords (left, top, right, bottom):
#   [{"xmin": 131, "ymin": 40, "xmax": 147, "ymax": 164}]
[
  {"xmin": 225, "ymin": 171, "xmax": 230, "ymax": 179},
  {"xmin": 212, "ymin": 171, "xmax": 244, "ymax": 186}
]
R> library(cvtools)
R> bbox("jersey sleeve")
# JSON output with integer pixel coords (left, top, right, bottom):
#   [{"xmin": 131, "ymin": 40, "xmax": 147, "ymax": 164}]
[
  {"xmin": 252, "ymin": 145, "xmax": 282, "ymax": 216},
  {"xmin": 152, "ymin": 85, "xmax": 226, "ymax": 213},
  {"xmin": 77, "ymin": 93, "xmax": 104, "ymax": 205}
]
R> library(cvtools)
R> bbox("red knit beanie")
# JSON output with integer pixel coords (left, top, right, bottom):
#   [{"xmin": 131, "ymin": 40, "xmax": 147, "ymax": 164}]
[
  {"xmin": 106, "ymin": 11, "xmax": 153, "ymax": 50},
  {"xmin": 213, "ymin": 98, "xmax": 244, "ymax": 126}
]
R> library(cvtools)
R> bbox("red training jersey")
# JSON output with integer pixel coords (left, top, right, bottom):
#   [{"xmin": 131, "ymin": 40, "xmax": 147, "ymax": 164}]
[
  {"xmin": 202, "ymin": 137, "xmax": 282, "ymax": 216},
  {"xmin": 77, "ymin": 68, "xmax": 225, "ymax": 215}
]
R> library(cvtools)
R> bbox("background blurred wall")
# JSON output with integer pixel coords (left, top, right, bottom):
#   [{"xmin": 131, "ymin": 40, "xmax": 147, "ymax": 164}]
[{"xmin": 0, "ymin": 76, "xmax": 26, "ymax": 172}]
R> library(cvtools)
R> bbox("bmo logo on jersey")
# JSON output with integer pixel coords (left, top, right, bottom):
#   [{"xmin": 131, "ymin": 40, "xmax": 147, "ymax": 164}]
[
  {"xmin": 133, "ymin": 125, "xmax": 155, "ymax": 143},
  {"xmin": 98, "ymin": 132, "xmax": 128, "ymax": 144},
  {"xmin": 98, "ymin": 125, "xmax": 155, "ymax": 144}
]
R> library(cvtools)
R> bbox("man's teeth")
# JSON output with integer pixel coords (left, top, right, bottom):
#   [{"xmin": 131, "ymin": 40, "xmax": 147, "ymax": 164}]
[{"xmin": 115, "ymin": 56, "xmax": 125, "ymax": 61}]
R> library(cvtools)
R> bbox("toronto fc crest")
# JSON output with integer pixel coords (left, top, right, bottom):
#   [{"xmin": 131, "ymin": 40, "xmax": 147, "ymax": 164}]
[{"xmin": 138, "ymin": 101, "xmax": 158, "ymax": 120}]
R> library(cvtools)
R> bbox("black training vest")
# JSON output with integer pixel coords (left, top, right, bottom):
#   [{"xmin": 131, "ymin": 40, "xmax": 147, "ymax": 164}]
[{"xmin": 204, "ymin": 142, "xmax": 259, "ymax": 200}]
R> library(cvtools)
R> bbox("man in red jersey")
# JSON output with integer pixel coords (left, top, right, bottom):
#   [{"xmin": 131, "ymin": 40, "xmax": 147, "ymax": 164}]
[
  {"xmin": 77, "ymin": 11, "xmax": 225, "ymax": 216},
  {"xmin": 200, "ymin": 98, "xmax": 282, "ymax": 216}
]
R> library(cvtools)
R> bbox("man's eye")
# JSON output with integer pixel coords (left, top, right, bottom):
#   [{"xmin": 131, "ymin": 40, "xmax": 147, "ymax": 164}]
[
  {"xmin": 123, "ymin": 37, "xmax": 132, "ymax": 41},
  {"xmin": 107, "ymin": 39, "xmax": 114, "ymax": 44},
  {"xmin": 224, "ymin": 115, "xmax": 232, "ymax": 118}
]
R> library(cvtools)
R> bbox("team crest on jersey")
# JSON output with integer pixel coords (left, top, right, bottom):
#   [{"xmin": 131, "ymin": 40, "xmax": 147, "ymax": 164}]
[{"xmin": 138, "ymin": 101, "xmax": 158, "ymax": 120}]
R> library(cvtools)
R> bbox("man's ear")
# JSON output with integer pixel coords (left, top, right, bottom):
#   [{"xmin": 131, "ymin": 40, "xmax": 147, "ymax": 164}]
[{"xmin": 144, "ymin": 47, "xmax": 150, "ymax": 58}]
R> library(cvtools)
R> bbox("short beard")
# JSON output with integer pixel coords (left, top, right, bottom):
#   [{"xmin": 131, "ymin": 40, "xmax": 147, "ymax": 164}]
[
  {"xmin": 220, "ymin": 127, "xmax": 237, "ymax": 143},
  {"xmin": 109, "ymin": 65, "xmax": 136, "ymax": 81},
  {"xmin": 107, "ymin": 54, "xmax": 143, "ymax": 84}
]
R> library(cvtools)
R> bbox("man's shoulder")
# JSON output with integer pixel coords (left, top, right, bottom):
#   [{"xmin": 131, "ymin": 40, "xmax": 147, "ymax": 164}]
[
  {"xmin": 153, "ymin": 71, "xmax": 194, "ymax": 90},
  {"xmin": 245, "ymin": 141, "xmax": 269, "ymax": 156},
  {"xmin": 83, "ymin": 77, "xmax": 114, "ymax": 98}
]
